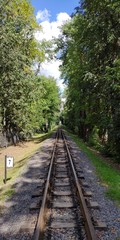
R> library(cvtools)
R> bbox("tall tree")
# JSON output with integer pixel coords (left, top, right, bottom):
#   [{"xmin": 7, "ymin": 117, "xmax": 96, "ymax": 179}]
[
  {"xmin": 56, "ymin": 0, "xmax": 120, "ymax": 159},
  {"xmin": 0, "ymin": 0, "xmax": 41, "ymax": 139}
]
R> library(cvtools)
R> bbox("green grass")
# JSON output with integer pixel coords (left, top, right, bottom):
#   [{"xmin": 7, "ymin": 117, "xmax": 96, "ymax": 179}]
[
  {"xmin": 65, "ymin": 129, "xmax": 120, "ymax": 205},
  {"xmin": 3, "ymin": 189, "xmax": 15, "ymax": 198}
]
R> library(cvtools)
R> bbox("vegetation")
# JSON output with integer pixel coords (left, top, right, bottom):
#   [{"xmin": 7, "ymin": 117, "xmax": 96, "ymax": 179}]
[
  {"xmin": 57, "ymin": 0, "xmax": 120, "ymax": 161},
  {"xmin": 0, "ymin": 0, "xmax": 120, "ymax": 163},
  {"xmin": 65, "ymin": 129, "xmax": 120, "ymax": 204},
  {"xmin": 0, "ymin": 0, "xmax": 119, "ymax": 209},
  {"xmin": 0, "ymin": 0, "xmax": 60, "ymax": 144}
]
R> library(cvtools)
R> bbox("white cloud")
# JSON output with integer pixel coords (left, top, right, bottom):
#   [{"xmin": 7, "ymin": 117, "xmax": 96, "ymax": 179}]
[
  {"xmin": 41, "ymin": 60, "xmax": 61, "ymax": 79},
  {"xmin": 35, "ymin": 12, "xmax": 71, "ymax": 41},
  {"xmin": 36, "ymin": 9, "xmax": 51, "ymax": 22},
  {"xmin": 56, "ymin": 12, "xmax": 71, "ymax": 23},
  {"xmin": 35, "ymin": 20, "xmax": 60, "ymax": 41},
  {"xmin": 40, "ymin": 60, "xmax": 65, "ymax": 92},
  {"xmin": 35, "ymin": 11, "xmax": 71, "ymax": 91}
]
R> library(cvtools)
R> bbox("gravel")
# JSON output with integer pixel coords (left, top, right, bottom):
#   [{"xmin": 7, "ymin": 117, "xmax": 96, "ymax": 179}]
[
  {"xmin": 67, "ymin": 135, "xmax": 120, "ymax": 240},
  {"xmin": 0, "ymin": 131, "xmax": 120, "ymax": 240},
  {"xmin": 0, "ymin": 135, "xmax": 55, "ymax": 240}
]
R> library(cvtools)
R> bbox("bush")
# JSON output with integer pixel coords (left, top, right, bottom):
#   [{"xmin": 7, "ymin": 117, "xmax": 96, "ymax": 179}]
[{"xmin": 88, "ymin": 126, "xmax": 101, "ymax": 149}]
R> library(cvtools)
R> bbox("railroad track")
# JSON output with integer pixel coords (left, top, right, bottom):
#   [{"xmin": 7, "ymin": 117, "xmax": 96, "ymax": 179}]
[{"xmin": 31, "ymin": 128, "xmax": 106, "ymax": 240}]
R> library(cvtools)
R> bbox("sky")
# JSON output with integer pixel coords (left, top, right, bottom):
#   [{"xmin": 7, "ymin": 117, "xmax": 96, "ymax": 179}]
[
  {"xmin": 31, "ymin": 0, "xmax": 80, "ymax": 92},
  {"xmin": 31, "ymin": 0, "xmax": 79, "ymax": 21}
]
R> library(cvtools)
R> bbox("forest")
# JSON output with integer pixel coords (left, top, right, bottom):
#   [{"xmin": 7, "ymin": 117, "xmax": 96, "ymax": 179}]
[
  {"xmin": 0, "ymin": 0, "xmax": 120, "ymax": 161},
  {"xmin": 0, "ymin": 0, "xmax": 60, "ymax": 144},
  {"xmin": 57, "ymin": 0, "xmax": 120, "ymax": 161}
]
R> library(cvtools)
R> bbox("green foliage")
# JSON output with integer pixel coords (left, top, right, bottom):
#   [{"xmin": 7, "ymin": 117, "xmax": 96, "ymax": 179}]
[
  {"xmin": 0, "ymin": 0, "xmax": 39, "ymax": 130},
  {"xmin": 57, "ymin": 0, "xmax": 120, "ymax": 160},
  {"xmin": 0, "ymin": 0, "xmax": 60, "ymax": 141},
  {"xmin": 88, "ymin": 126, "xmax": 101, "ymax": 149},
  {"xmin": 28, "ymin": 75, "xmax": 60, "ymax": 133}
]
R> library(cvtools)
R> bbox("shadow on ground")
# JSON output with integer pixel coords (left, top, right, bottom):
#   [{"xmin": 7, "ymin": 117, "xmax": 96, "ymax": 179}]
[{"xmin": 0, "ymin": 132, "xmax": 55, "ymax": 239}]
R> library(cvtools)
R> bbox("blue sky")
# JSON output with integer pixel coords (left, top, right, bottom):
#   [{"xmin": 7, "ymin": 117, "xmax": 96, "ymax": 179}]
[
  {"xmin": 31, "ymin": 0, "xmax": 80, "ymax": 21},
  {"xmin": 31, "ymin": 0, "xmax": 80, "ymax": 92}
]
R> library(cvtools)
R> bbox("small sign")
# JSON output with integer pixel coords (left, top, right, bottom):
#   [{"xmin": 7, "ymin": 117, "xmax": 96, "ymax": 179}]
[
  {"xmin": 6, "ymin": 156, "xmax": 14, "ymax": 168},
  {"xmin": 4, "ymin": 155, "xmax": 14, "ymax": 184}
]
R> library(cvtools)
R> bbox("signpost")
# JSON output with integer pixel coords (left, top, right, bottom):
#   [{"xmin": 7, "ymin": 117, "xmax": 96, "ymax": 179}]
[{"xmin": 4, "ymin": 155, "xmax": 14, "ymax": 184}]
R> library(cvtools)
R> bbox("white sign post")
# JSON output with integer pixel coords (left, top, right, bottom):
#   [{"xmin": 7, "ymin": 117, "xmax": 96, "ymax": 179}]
[
  {"xmin": 6, "ymin": 156, "xmax": 14, "ymax": 168},
  {"xmin": 4, "ymin": 156, "xmax": 14, "ymax": 184}
]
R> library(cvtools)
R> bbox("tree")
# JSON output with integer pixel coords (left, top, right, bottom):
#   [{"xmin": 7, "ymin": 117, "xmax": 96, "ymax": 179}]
[
  {"xmin": 0, "ymin": 0, "xmax": 60, "ymax": 144},
  {"xmin": 56, "ymin": 0, "xmax": 120, "ymax": 159},
  {"xmin": 26, "ymin": 75, "xmax": 60, "ymax": 133}
]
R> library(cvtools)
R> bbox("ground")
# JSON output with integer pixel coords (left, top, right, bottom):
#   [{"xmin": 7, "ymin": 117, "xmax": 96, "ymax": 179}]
[
  {"xmin": 0, "ymin": 133, "xmax": 50, "ymax": 201},
  {"xmin": 0, "ymin": 130, "xmax": 120, "ymax": 239}
]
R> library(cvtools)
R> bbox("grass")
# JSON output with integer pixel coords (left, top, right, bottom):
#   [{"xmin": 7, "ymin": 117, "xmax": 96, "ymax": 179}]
[
  {"xmin": 2, "ymin": 189, "xmax": 15, "ymax": 199},
  {"xmin": 65, "ymin": 129, "xmax": 120, "ymax": 205},
  {"xmin": 0, "ymin": 129, "xmax": 55, "ymax": 202}
]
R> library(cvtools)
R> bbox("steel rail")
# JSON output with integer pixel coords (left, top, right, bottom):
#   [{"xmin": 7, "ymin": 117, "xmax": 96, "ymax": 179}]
[
  {"xmin": 33, "ymin": 130, "xmax": 59, "ymax": 240},
  {"xmin": 62, "ymin": 130, "xmax": 97, "ymax": 240}
]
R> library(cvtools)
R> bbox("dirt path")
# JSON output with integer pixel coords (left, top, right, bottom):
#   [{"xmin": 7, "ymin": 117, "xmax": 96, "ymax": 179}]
[{"xmin": 0, "ymin": 138, "xmax": 45, "ymax": 193}]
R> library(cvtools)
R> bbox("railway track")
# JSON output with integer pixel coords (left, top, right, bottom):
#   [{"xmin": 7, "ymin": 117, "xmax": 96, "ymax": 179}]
[{"xmin": 31, "ymin": 128, "xmax": 106, "ymax": 240}]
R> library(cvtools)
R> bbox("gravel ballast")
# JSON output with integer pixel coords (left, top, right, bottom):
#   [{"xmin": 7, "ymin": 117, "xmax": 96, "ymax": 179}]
[
  {"xmin": 0, "ymin": 131, "xmax": 120, "ymax": 240},
  {"xmin": 67, "ymin": 135, "xmax": 120, "ymax": 240}
]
